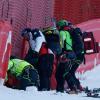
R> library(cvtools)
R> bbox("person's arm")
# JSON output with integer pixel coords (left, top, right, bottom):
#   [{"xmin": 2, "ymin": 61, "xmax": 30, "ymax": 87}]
[
  {"xmin": 35, "ymin": 31, "xmax": 46, "ymax": 53},
  {"xmin": 8, "ymin": 60, "xmax": 13, "ymax": 71},
  {"xmin": 59, "ymin": 31, "xmax": 66, "ymax": 49},
  {"xmin": 35, "ymin": 37, "xmax": 44, "ymax": 52}
]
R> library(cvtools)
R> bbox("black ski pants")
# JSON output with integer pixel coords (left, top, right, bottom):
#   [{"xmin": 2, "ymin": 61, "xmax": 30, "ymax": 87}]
[{"xmin": 37, "ymin": 54, "xmax": 54, "ymax": 91}]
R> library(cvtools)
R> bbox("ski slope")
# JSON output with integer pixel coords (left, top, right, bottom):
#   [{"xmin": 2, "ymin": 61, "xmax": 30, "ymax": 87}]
[{"xmin": 0, "ymin": 64, "xmax": 100, "ymax": 100}]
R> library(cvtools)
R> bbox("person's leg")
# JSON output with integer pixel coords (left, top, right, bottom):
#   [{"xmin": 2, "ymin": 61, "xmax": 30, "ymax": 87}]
[
  {"xmin": 24, "ymin": 49, "xmax": 39, "ymax": 69},
  {"xmin": 66, "ymin": 58, "xmax": 83, "ymax": 91},
  {"xmin": 20, "ymin": 66, "xmax": 39, "ymax": 90},
  {"xmin": 56, "ymin": 63, "xmax": 65, "ymax": 92},
  {"xmin": 45, "ymin": 54, "xmax": 54, "ymax": 90},
  {"xmin": 38, "ymin": 54, "xmax": 54, "ymax": 91},
  {"xmin": 70, "ymin": 54, "xmax": 84, "ymax": 90},
  {"xmin": 28, "ymin": 67, "xmax": 40, "ymax": 87},
  {"xmin": 64, "ymin": 52, "xmax": 84, "ymax": 92},
  {"xmin": 19, "ymin": 67, "xmax": 31, "ymax": 90},
  {"xmin": 20, "ymin": 78, "xmax": 30, "ymax": 90},
  {"xmin": 64, "ymin": 59, "xmax": 78, "ymax": 91},
  {"xmin": 65, "ymin": 73, "xmax": 76, "ymax": 91}
]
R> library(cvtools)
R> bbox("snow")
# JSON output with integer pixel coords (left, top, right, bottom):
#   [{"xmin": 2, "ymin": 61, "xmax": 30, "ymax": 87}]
[
  {"xmin": 81, "ymin": 64, "xmax": 100, "ymax": 89},
  {"xmin": 0, "ymin": 64, "xmax": 100, "ymax": 100}
]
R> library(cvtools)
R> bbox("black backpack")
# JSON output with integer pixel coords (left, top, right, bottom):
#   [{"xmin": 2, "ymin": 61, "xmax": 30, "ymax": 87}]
[
  {"xmin": 68, "ymin": 28, "xmax": 99, "ymax": 55},
  {"xmin": 44, "ymin": 33, "xmax": 62, "ymax": 55},
  {"xmin": 68, "ymin": 27, "xmax": 84, "ymax": 56}
]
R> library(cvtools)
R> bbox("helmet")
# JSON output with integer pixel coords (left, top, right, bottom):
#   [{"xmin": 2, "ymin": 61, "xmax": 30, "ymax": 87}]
[
  {"xmin": 43, "ymin": 27, "xmax": 58, "ymax": 34},
  {"xmin": 21, "ymin": 28, "xmax": 31, "ymax": 36},
  {"xmin": 56, "ymin": 20, "xmax": 69, "ymax": 28}
]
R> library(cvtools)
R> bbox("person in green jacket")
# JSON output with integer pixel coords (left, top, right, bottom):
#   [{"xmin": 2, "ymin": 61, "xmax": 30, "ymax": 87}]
[
  {"xmin": 4, "ymin": 56, "xmax": 39, "ymax": 90},
  {"xmin": 56, "ymin": 20, "xmax": 72, "ymax": 52},
  {"xmin": 55, "ymin": 20, "xmax": 77, "ymax": 93}
]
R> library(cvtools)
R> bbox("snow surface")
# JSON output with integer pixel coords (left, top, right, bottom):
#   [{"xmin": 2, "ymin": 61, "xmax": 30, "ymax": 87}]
[{"xmin": 0, "ymin": 64, "xmax": 100, "ymax": 100}]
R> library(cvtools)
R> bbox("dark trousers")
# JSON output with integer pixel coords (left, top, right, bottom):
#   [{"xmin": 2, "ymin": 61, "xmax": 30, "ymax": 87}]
[
  {"xmin": 5, "ymin": 66, "xmax": 39, "ymax": 90},
  {"xmin": 20, "ymin": 66, "xmax": 39, "ymax": 90},
  {"xmin": 24, "ymin": 49, "xmax": 39, "ymax": 69},
  {"xmin": 65, "ymin": 62, "xmax": 80, "ymax": 90},
  {"xmin": 56, "ymin": 54, "xmax": 84, "ymax": 92},
  {"xmin": 56, "ymin": 62, "xmax": 65, "ymax": 92},
  {"xmin": 66, "ymin": 54, "xmax": 84, "ymax": 90},
  {"xmin": 38, "ymin": 54, "xmax": 54, "ymax": 91}
]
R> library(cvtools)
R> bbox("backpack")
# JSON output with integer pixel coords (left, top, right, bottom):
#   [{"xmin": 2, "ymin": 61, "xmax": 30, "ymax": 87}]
[
  {"xmin": 68, "ymin": 28, "xmax": 99, "ymax": 55},
  {"xmin": 68, "ymin": 27, "xmax": 84, "ymax": 56},
  {"xmin": 44, "ymin": 33, "xmax": 62, "ymax": 55},
  {"xmin": 82, "ymin": 31, "xmax": 99, "ymax": 54}
]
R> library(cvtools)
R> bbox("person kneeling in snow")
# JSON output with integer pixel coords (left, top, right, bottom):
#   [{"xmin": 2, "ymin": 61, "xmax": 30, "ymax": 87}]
[{"xmin": 4, "ymin": 56, "xmax": 39, "ymax": 90}]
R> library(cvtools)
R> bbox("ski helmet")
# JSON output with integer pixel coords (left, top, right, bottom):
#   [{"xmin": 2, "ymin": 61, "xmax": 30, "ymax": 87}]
[
  {"xmin": 43, "ymin": 27, "xmax": 58, "ymax": 34},
  {"xmin": 56, "ymin": 20, "xmax": 69, "ymax": 29}
]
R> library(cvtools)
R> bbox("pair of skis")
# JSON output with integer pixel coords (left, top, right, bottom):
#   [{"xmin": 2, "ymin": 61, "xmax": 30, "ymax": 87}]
[
  {"xmin": 84, "ymin": 87, "xmax": 100, "ymax": 97},
  {"xmin": 66, "ymin": 87, "xmax": 100, "ymax": 98}
]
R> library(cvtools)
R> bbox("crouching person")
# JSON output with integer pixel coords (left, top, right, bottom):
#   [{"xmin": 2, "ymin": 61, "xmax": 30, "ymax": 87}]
[{"xmin": 4, "ymin": 56, "xmax": 39, "ymax": 90}]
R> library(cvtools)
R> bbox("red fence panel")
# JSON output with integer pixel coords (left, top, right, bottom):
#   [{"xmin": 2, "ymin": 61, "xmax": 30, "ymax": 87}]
[
  {"xmin": 0, "ymin": 20, "xmax": 12, "ymax": 78},
  {"xmin": 76, "ymin": 19, "xmax": 100, "ymax": 74}
]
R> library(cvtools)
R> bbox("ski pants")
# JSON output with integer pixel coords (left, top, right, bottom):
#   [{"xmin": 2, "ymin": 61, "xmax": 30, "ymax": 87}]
[
  {"xmin": 37, "ymin": 54, "xmax": 54, "ymax": 91},
  {"xmin": 24, "ymin": 48, "xmax": 39, "ymax": 69},
  {"xmin": 20, "ymin": 66, "xmax": 39, "ymax": 90},
  {"xmin": 56, "ymin": 53, "xmax": 84, "ymax": 92},
  {"xmin": 66, "ymin": 54, "xmax": 84, "ymax": 90}
]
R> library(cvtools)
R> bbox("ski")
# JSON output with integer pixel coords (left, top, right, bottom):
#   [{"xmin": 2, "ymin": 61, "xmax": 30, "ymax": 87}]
[{"xmin": 84, "ymin": 87, "xmax": 100, "ymax": 97}]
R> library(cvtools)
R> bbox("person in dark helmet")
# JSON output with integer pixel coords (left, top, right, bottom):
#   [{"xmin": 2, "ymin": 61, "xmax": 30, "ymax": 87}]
[
  {"xmin": 4, "ymin": 56, "xmax": 39, "ymax": 90},
  {"xmin": 56, "ymin": 19, "xmax": 84, "ymax": 93},
  {"xmin": 21, "ymin": 28, "xmax": 54, "ymax": 91}
]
